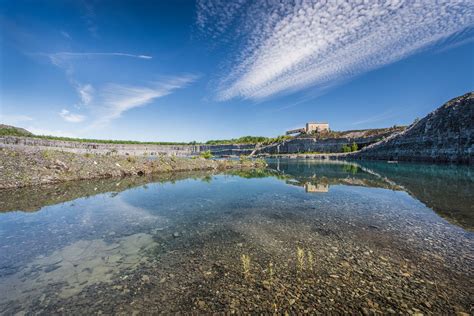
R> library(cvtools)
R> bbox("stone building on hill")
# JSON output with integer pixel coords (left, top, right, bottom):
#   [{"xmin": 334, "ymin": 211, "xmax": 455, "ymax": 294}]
[{"xmin": 286, "ymin": 122, "xmax": 329, "ymax": 135}]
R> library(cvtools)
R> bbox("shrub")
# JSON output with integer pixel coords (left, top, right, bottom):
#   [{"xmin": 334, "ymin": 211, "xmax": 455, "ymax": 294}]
[
  {"xmin": 342, "ymin": 143, "xmax": 358, "ymax": 152},
  {"xmin": 342, "ymin": 144, "xmax": 351, "ymax": 153},
  {"xmin": 199, "ymin": 150, "xmax": 213, "ymax": 159}
]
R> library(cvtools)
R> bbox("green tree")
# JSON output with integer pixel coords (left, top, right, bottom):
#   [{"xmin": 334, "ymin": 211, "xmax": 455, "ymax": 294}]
[{"xmin": 351, "ymin": 142, "xmax": 358, "ymax": 152}]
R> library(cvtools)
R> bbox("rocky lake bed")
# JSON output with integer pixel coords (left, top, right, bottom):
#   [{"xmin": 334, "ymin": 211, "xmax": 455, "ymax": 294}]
[{"xmin": 0, "ymin": 159, "xmax": 472, "ymax": 314}]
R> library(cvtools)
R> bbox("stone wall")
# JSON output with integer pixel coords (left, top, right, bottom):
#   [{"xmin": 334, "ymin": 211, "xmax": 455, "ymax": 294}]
[
  {"xmin": 0, "ymin": 136, "xmax": 256, "ymax": 157},
  {"xmin": 350, "ymin": 92, "xmax": 473, "ymax": 164}
]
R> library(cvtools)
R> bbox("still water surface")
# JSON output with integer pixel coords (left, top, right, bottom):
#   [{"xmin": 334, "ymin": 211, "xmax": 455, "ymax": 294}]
[{"xmin": 0, "ymin": 159, "xmax": 472, "ymax": 314}]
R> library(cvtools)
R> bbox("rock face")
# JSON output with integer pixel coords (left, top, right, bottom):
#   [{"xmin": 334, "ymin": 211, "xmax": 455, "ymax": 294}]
[
  {"xmin": 255, "ymin": 128, "xmax": 402, "ymax": 155},
  {"xmin": 352, "ymin": 92, "xmax": 473, "ymax": 164},
  {"xmin": 200, "ymin": 144, "xmax": 255, "ymax": 156},
  {"xmin": 0, "ymin": 136, "xmax": 255, "ymax": 157},
  {"xmin": 256, "ymin": 135, "xmax": 385, "ymax": 154}
]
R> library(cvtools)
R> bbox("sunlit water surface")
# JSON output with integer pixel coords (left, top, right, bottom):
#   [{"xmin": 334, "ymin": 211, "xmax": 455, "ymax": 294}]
[{"xmin": 0, "ymin": 159, "xmax": 472, "ymax": 314}]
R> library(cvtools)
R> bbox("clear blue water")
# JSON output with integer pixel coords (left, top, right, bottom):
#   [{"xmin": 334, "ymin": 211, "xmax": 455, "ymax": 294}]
[{"xmin": 0, "ymin": 160, "xmax": 472, "ymax": 314}]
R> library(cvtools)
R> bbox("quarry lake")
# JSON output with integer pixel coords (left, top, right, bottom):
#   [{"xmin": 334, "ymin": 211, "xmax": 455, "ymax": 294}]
[{"xmin": 0, "ymin": 159, "xmax": 472, "ymax": 314}]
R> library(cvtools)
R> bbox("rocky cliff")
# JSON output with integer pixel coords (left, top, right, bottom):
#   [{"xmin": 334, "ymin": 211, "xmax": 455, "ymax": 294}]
[
  {"xmin": 255, "ymin": 129, "xmax": 400, "ymax": 155},
  {"xmin": 0, "ymin": 136, "xmax": 255, "ymax": 157},
  {"xmin": 351, "ymin": 92, "xmax": 473, "ymax": 164}
]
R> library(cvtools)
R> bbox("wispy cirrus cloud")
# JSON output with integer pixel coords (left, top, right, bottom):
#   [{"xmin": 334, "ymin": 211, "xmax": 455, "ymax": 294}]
[
  {"xmin": 59, "ymin": 109, "xmax": 86, "ymax": 123},
  {"xmin": 197, "ymin": 0, "xmax": 474, "ymax": 101},
  {"xmin": 0, "ymin": 114, "xmax": 34, "ymax": 126},
  {"xmin": 196, "ymin": 0, "xmax": 248, "ymax": 39},
  {"xmin": 47, "ymin": 52, "xmax": 152, "ymax": 66},
  {"xmin": 56, "ymin": 76, "xmax": 197, "ymax": 128},
  {"xmin": 75, "ymin": 83, "xmax": 94, "ymax": 107},
  {"xmin": 43, "ymin": 51, "xmax": 154, "ymax": 122},
  {"xmin": 39, "ymin": 50, "xmax": 196, "ymax": 129},
  {"xmin": 92, "ymin": 75, "xmax": 198, "ymax": 126},
  {"xmin": 81, "ymin": 0, "xmax": 99, "ymax": 38},
  {"xmin": 60, "ymin": 31, "xmax": 71, "ymax": 39},
  {"xmin": 351, "ymin": 109, "xmax": 397, "ymax": 126}
]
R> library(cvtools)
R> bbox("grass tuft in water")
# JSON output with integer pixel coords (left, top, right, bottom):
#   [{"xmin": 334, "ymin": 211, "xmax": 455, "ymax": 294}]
[
  {"xmin": 241, "ymin": 254, "xmax": 251, "ymax": 279},
  {"xmin": 268, "ymin": 262, "xmax": 274, "ymax": 283},
  {"xmin": 296, "ymin": 247, "xmax": 305, "ymax": 272},
  {"xmin": 307, "ymin": 250, "xmax": 314, "ymax": 272}
]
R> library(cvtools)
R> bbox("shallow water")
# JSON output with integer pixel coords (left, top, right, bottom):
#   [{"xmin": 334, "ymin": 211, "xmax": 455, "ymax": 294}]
[{"xmin": 0, "ymin": 159, "xmax": 472, "ymax": 314}]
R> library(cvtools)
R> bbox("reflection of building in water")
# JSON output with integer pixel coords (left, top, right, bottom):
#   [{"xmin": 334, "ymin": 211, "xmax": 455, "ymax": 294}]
[{"xmin": 304, "ymin": 182, "xmax": 329, "ymax": 193}]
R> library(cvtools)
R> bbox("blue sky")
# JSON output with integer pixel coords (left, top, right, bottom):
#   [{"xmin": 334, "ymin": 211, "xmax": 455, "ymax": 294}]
[{"xmin": 1, "ymin": 0, "xmax": 473, "ymax": 142}]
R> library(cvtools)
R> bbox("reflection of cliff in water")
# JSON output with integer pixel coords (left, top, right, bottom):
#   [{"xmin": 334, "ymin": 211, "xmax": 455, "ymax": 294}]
[
  {"xmin": 0, "ymin": 171, "xmax": 227, "ymax": 213},
  {"xmin": 357, "ymin": 161, "xmax": 473, "ymax": 231},
  {"xmin": 2, "ymin": 160, "xmax": 472, "ymax": 231},
  {"xmin": 266, "ymin": 159, "xmax": 473, "ymax": 231},
  {"xmin": 267, "ymin": 159, "xmax": 402, "ymax": 191}
]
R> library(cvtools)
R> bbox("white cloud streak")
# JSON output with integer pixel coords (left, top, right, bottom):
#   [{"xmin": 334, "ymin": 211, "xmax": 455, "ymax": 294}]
[
  {"xmin": 60, "ymin": 31, "xmax": 71, "ymax": 39},
  {"xmin": 196, "ymin": 0, "xmax": 249, "ymax": 39},
  {"xmin": 93, "ymin": 75, "xmax": 198, "ymax": 126},
  {"xmin": 82, "ymin": 0, "xmax": 99, "ymax": 38},
  {"xmin": 40, "ymin": 50, "xmax": 194, "ymax": 129},
  {"xmin": 76, "ymin": 83, "xmax": 94, "ymax": 106},
  {"xmin": 351, "ymin": 110, "xmax": 396, "ymax": 126},
  {"xmin": 0, "ymin": 114, "xmax": 34, "ymax": 125},
  {"xmin": 197, "ymin": 0, "xmax": 474, "ymax": 101},
  {"xmin": 45, "ymin": 51, "xmax": 152, "ymax": 110},
  {"xmin": 59, "ymin": 109, "xmax": 86, "ymax": 123},
  {"xmin": 48, "ymin": 52, "xmax": 152, "ymax": 66}
]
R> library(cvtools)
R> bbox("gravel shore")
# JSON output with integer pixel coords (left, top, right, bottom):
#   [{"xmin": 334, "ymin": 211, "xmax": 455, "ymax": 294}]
[{"xmin": 0, "ymin": 147, "xmax": 266, "ymax": 189}]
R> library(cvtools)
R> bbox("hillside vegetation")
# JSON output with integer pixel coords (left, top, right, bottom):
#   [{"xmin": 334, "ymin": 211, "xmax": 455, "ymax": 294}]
[{"xmin": 0, "ymin": 124, "xmax": 33, "ymax": 137}]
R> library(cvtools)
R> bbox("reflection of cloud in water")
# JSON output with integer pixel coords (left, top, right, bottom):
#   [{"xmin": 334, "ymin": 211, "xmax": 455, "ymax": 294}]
[
  {"xmin": 0, "ymin": 194, "xmax": 168, "ymax": 311},
  {"xmin": 0, "ymin": 233, "xmax": 156, "ymax": 307},
  {"xmin": 78, "ymin": 194, "xmax": 167, "ymax": 231}
]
